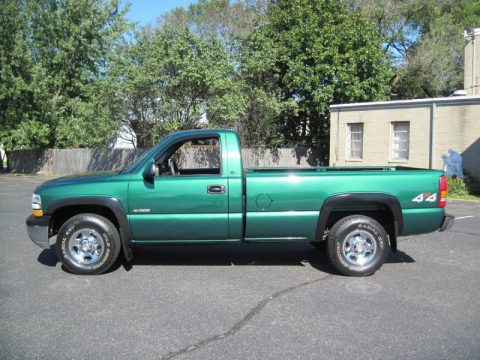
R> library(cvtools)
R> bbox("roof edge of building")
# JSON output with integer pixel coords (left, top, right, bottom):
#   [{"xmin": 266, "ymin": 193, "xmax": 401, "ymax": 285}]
[{"xmin": 330, "ymin": 95, "xmax": 480, "ymax": 111}]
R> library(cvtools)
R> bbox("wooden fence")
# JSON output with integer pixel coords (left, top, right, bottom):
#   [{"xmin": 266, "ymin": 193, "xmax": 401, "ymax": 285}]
[{"xmin": 8, "ymin": 147, "xmax": 327, "ymax": 176}]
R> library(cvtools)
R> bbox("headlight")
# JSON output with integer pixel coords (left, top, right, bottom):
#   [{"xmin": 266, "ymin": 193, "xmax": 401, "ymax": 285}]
[
  {"xmin": 32, "ymin": 194, "xmax": 41, "ymax": 209},
  {"xmin": 32, "ymin": 193, "xmax": 43, "ymax": 217}
]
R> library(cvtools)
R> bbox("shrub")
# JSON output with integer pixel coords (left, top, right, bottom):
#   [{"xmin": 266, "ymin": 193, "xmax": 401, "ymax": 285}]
[{"xmin": 447, "ymin": 175, "xmax": 470, "ymax": 196}]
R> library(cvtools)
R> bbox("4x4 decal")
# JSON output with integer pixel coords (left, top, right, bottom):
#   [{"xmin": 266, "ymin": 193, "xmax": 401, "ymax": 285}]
[{"xmin": 412, "ymin": 192, "xmax": 437, "ymax": 203}]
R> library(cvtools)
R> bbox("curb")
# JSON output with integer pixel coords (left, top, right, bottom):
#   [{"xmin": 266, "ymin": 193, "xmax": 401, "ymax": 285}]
[{"xmin": 448, "ymin": 198, "xmax": 480, "ymax": 205}]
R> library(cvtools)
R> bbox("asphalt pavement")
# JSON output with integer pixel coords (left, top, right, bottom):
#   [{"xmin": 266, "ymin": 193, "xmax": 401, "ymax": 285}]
[{"xmin": 1, "ymin": 173, "xmax": 479, "ymax": 360}]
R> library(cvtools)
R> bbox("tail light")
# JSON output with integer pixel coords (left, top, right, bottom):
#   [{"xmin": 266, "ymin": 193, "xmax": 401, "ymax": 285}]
[{"xmin": 438, "ymin": 175, "xmax": 447, "ymax": 208}]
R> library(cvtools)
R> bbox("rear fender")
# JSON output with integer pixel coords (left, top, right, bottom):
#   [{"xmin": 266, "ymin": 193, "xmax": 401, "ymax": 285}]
[{"xmin": 315, "ymin": 193, "xmax": 403, "ymax": 253}]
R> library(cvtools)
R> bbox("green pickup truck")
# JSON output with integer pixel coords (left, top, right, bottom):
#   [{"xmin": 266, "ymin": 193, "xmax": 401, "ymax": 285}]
[{"xmin": 26, "ymin": 129, "xmax": 454, "ymax": 276}]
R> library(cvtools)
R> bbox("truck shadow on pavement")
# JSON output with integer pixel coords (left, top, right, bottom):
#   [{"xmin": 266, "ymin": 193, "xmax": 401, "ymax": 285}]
[
  {"xmin": 37, "ymin": 243, "xmax": 415, "ymax": 275},
  {"xmin": 37, "ymin": 248, "xmax": 59, "ymax": 267}
]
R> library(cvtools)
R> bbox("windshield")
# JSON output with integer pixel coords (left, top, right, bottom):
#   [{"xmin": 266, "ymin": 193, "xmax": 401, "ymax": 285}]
[{"xmin": 119, "ymin": 134, "xmax": 174, "ymax": 174}]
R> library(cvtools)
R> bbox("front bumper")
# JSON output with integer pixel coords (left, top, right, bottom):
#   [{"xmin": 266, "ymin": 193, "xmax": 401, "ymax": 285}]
[
  {"xmin": 26, "ymin": 215, "xmax": 51, "ymax": 249},
  {"xmin": 439, "ymin": 213, "xmax": 454, "ymax": 232}
]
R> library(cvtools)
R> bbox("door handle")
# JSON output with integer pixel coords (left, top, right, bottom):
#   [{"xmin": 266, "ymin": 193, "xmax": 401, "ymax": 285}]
[{"xmin": 207, "ymin": 185, "xmax": 226, "ymax": 194}]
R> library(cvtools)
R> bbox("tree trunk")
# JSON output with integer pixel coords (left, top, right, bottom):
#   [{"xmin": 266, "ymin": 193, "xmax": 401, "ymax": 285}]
[{"xmin": 0, "ymin": 150, "xmax": 4, "ymax": 172}]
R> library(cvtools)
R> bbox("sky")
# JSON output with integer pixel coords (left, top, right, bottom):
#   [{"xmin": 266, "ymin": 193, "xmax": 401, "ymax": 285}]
[{"xmin": 120, "ymin": 0, "xmax": 198, "ymax": 26}]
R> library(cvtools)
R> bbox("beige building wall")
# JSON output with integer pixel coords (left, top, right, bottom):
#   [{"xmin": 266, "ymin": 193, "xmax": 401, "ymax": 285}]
[
  {"xmin": 464, "ymin": 28, "xmax": 480, "ymax": 96},
  {"xmin": 435, "ymin": 103, "xmax": 480, "ymax": 181},
  {"xmin": 330, "ymin": 106, "xmax": 431, "ymax": 168},
  {"xmin": 329, "ymin": 98, "xmax": 480, "ymax": 185}
]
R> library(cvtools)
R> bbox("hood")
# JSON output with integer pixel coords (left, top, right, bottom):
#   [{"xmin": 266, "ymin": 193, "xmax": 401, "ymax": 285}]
[{"xmin": 35, "ymin": 171, "xmax": 118, "ymax": 191}]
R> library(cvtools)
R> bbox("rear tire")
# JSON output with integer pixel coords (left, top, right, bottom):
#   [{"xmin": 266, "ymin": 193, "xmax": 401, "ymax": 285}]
[
  {"xmin": 56, "ymin": 214, "xmax": 121, "ymax": 275},
  {"xmin": 326, "ymin": 215, "xmax": 390, "ymax": 276}
]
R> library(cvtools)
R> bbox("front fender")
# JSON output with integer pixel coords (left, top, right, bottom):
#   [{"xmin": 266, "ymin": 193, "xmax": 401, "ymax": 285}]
[{"xmin": 46, "ymin": 197, "xmax": 133, "ymax": 261}]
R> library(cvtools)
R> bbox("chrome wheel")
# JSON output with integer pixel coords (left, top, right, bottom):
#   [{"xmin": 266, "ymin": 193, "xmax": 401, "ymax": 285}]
[
  {"xmin": 68, "ymin": 228, "xmax": 105, "ymax": 265},
  {"xmin": 342, "ymin": 229, "xmax": 377, "ymax": 266}
]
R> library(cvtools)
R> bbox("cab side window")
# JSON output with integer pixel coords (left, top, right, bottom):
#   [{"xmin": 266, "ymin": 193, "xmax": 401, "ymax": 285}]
[{"xmin": 162, "ymin": 137, "xmax": 221, "ymax": 176}]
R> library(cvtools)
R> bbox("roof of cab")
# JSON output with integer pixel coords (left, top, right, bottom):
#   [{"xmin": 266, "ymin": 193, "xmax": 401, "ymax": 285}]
[{"xmin": 170, "ymin": 128, "xmax": 237, "ymax": 137}]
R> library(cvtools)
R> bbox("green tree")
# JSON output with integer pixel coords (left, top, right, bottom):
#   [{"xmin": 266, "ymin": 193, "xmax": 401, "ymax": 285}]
[
  {"xmin": 159, "ymin": 0, "xmax": 268, "ymax": 41},
  {"xmin": 157, "ymin": 0, "xmax": 278, "ymax": 147},
  {"xmin": 0, "ymin": 0, "xmax": 130, "ymax": 152},
  {"xmin": 393, "ymin": 0, "xmax": 480, "ymax": 98},
  {"xmin": 255, "ymin": 0, "xmax": 391, "ymax": 148},
  {"xmin": 234, "ymin": 29, "xmax": 287, "ymax": 147},
  {"xmin": 0, "ymin": 1, "xmax": 38, "ymax": 156},
  {"xmin": 348, "ymin": 0, "xmax": 480, "ymax": 98},
  {"xmin": 107, "ymin": 27, "xmax": 245, "ymax": 148}
]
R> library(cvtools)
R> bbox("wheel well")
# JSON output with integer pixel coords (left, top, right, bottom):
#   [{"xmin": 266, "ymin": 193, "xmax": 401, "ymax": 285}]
[
  {"xmin": 50, "ymin": 205, "xmax": 120, "ymax": 236},
  {"xmin": 324, "ymin": 201, "xmax": 397, "ymax": 251}
]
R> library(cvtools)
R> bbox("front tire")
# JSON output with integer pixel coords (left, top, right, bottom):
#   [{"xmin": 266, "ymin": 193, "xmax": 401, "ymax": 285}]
[
  {"xmin": 56, "ymin": 214, "xmax": 121, "ymax": 275},
  {"xmin": 326, "ymin": 215, "xmax": 390, "ymax": 276}
]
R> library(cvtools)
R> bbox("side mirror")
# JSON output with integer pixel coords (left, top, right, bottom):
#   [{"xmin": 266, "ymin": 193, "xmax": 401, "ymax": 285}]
[{"xmin": 142, "ymin": 162, "xmax": 157, "ymax": 180}]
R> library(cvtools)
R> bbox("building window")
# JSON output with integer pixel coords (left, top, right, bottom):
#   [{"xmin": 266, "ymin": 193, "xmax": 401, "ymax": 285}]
[
  {"xmin": 347, "ymin": 123, "xmax": 363, "ymax": 160},
  {"xmin": 391, "ymin": 122, "xmax": 410, "ymax": 161}
]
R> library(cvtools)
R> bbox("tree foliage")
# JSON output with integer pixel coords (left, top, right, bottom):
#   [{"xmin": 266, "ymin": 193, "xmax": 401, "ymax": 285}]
[
  {"xmin": 158, "ymin": 0, "xmax": 268, "ymax": 41},
  {"xmin": 107, "ymin": 27, "xmax": 245, "ymax": 148},
  {"xmin": 251, "ymin": 0, "xmax": 391, "ymax": 147},
  {"xmin": 0, "ymin": 0, "xmax": 129, "ymax": 151},
  {"xmin": 235, "ymin": 29, "xmax": 287, "ymax": 147},
  {"xmin": 348, "ymin": 0, "xmax": 480, "ymax": 98},
  {"xmin": 1, "ymin": 0, "xmax": 476, "ymax": 154},
  {"xmin": 394, "ymin": 0, "xmax": 480, "ymax": 98},
  {"xmin": 155, "ymin": 0, "xmax": 278, "ymax": 147},
  {"xmin": 111, "ymin": 0, "xmax": 391, "ymax": 149},
  {"xmin": 0, "ymin": 1, "xmax": 35, "ymax": 150}
]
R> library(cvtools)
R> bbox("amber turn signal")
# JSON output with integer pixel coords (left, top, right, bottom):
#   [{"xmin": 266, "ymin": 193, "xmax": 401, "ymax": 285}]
[{"xmin": 33, "ymin": 209, "xmax": 43, "ymax": 217}]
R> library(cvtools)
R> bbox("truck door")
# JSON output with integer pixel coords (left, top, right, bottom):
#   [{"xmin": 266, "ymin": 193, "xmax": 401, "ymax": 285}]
[{"xmin": 128, "ymin": 136, "xmax": 229, "ymax": 242}]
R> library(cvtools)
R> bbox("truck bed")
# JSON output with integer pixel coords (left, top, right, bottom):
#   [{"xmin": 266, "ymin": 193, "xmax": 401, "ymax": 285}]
[{"xmin": 244, "ymin": 166, "xmax": 445, "ymax": 242}]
